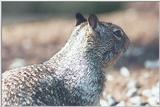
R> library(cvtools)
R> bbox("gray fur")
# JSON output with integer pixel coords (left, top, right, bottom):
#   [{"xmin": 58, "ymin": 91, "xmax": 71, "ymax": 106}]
[{"xmin": 2, "ymin": 14, "xmax": 130, "ymax": 106}]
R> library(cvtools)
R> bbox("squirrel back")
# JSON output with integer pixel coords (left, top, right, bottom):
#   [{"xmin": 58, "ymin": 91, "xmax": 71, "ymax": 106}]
[{"xmin": 2, "ymin": 13, "xmax": 130, "ymax": 106}]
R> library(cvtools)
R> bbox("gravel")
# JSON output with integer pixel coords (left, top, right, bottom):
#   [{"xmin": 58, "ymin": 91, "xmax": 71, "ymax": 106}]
[
  {"xmin": 148, "ymin": 97, "xmax": 158, "ymax": 106},
  {"xmin": 142, "ymin": 89, "xmax": 152, "ymax": 97},
  {"xmin": 127, "ymin": 79, "xmax": 139, "ymax": 89},
  {"xmin": 100, "ymin": 99, "xmax": 109, "ymax": 106},
  {"xmin": 106, "ymin": 95, "xmax": 117, "ymax": 106},
  {"xmin": 129, "ymin": 96, "xmax": 142, "ymax": 105},
  {"xmin": 120, "ymin": 66, "xmax": 130, "ymax": 77},
  {"xmin": 100, "ymin": 74, "xmax": 159, "ymax": 106},
  {"xmin": 126, "ymin": 87, "xmax": 137, "ymax": 97},
  {"xmin": 107, "ymin": 74, "xmax": 114, "ymax": 81},
  {"xmin": 116, "ymin": 101, "xmax": 125, "ymax": 106}
]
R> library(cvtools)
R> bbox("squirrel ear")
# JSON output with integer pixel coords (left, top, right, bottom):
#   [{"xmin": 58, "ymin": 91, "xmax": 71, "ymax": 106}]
[
  {"xmin": 75, "ymin": 12, "xmax": 87, "ymax": 26},
  {"xmin": 88, "ymin": 14, "xmax": 99, "ymax": 29}
]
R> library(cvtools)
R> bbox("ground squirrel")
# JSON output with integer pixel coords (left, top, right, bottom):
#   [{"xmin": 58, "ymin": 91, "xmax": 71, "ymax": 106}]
[{"xmin": 2, "ymin": 13, "xmax": 130, "ymax": 106}]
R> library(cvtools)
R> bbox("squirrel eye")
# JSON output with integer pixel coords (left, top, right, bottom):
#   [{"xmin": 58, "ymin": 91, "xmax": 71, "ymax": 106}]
[{"xmin": 113, "ymin": 29, "xmax": 123, "ymax": 40}]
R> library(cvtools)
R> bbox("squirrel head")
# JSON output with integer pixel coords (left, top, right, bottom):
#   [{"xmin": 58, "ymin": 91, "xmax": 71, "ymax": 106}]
[{"xmin": 70, "ymin": 13, "xmax": 130, "ymax": 67}]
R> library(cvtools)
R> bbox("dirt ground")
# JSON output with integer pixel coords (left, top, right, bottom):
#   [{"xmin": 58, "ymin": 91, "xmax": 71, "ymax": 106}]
[{"xmin": 2, "ymin": 2, "xmax": 159, "ymax": 106}]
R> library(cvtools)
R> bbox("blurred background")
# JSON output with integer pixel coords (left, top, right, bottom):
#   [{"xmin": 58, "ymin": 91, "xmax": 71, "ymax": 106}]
[
  {"xmin": 2, "ymin": 2, "xmax": 159, "ymax": 106},
  {"xmin": 2, "ymin": 2, "xmax": 124, "ymax": 25}
]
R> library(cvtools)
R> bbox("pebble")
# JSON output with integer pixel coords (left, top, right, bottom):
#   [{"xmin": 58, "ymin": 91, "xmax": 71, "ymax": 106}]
[
  {"xmin": 151, "ymin": 82, "xmax": 160, "ymax": 105},
  {"xmin": 151, "ymin": 83, "xmax": 160, "ymax": 96},
  {"xmin": 107, "ymin": 74, "xmax": 114, "ymax": 81},
  {"xmin": 127, "ymin": 80, "xmax": 139, "ymax": 89},
  {"xmin": 129, "ymin": 96, "xmax": 142, "ymax": 105},
  {"xmin": 148, "ymin": 96, "xmax": 158, "ymax": 106},
  {"xmin": 9, "ymin": 58, "xmax": 26, "ymax": 69},
  {"xmin": 151, "ymin": 86, "xmax": 158, "ymax": 97},
  {"xmin": 120, "ymin": 66, "xmax": 130, "ymax": 77},
  {"xmin": 100, "ymin": 99, "xmax": 109, "ymax": 106},
  {"xmin": 116, "ymin": 101, "xmax": 125, "ymax": 106},
  {"xmin": 142, "ymin": 89, "xmax": 152, "ymax": 97},
  {"xmin": 126, "ymin": 87, "xmax": 137, "ymax": 97},
  {"xmin": 142, "ymin": 82, "xmax": 160, "ymax": 105},
  {"xmin": 106, "ymin": 95, "xmax": 117, "ymax": 106}
]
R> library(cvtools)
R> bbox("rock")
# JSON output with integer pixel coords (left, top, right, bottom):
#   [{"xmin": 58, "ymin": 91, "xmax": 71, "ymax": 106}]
[
  {"xmin": 142, "ymin": 89, "xmax": 152, "ymax": 97},
  {"xmin": 155, "ymin": 82, "xmax": 160, "ymax": 104},
  {"xmin": 126, "ymin": 87, "xmax": 137, "ymax": 97},
  {"xmin": 116, "ymin": 101, "xmax": 125, "ymax": 106},
  {"xmin": 151, "ymin": 86, "xmax": 159, "ymax": 97},
  {"xmin": 129, "ymin": 96, "xmax": 142, "ymax": 105},
  {"xmin": 142, "ymin": 82, "xmax": 160, "ymax": 105},
  {"xmin": 148, "ymin": 96, "xmax": 158, "ymax": 106},
  {"xmin": 107, "ymin": 74, "xmax": 114, "ymax": 81},
  {"xmin": 140, "ymin": 102, "xmax": 149, "ymax": 106},
  {"xmin": 102, "ymin": 91, "xmax": 107, "ymax": 99},
  {"xmin": 152, "ymin": 82, "xmax": 159, "ymax": 93},
  {"xmin": 120, "ymin": 66, "xmax": 130, "ymax": 77},
  {"xmin": 156, "ymin": 82, "xmax": 160, "ymax": 88},
  {"xmin": 111, "ymin": 101, "xmax": 119, "ymax": 106},
  {"xmin": 100, "ymin": 99, "xmax": 109, "ymax": 106},
  {"xmin": 150, "ymin": 82, "xmax": 160, "ymax": 105},
  {"xmin": 9, "ymin": 58, "xmax": 26, "ymax": 69},
  {"xmin": 106, "ymin": 95, "xmax": 117, "ymax": 106},
  {"xmin": 144, "ymin": 60, "xmax": 159, "ymax": 69},
  {"xmin": 127, "ymin": 80, "xmax": 139, "ymax": 89}
]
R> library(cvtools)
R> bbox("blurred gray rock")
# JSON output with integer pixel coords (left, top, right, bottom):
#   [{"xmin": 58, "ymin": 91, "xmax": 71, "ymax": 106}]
[{"xmin": 144, "ymin": 60, "xmax": 159, "ymax": 69}]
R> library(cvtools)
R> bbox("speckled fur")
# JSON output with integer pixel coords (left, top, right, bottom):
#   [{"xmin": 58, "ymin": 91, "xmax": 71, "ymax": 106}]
[{"xmin": 2, "ymin": 14, "xmax": 130, "ymax": 106}]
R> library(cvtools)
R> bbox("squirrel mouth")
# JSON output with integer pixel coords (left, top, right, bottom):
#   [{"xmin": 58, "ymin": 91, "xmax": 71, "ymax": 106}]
[{"xmin": 102, "ymin": 48, "xmax": 122, "ymax": 68}]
